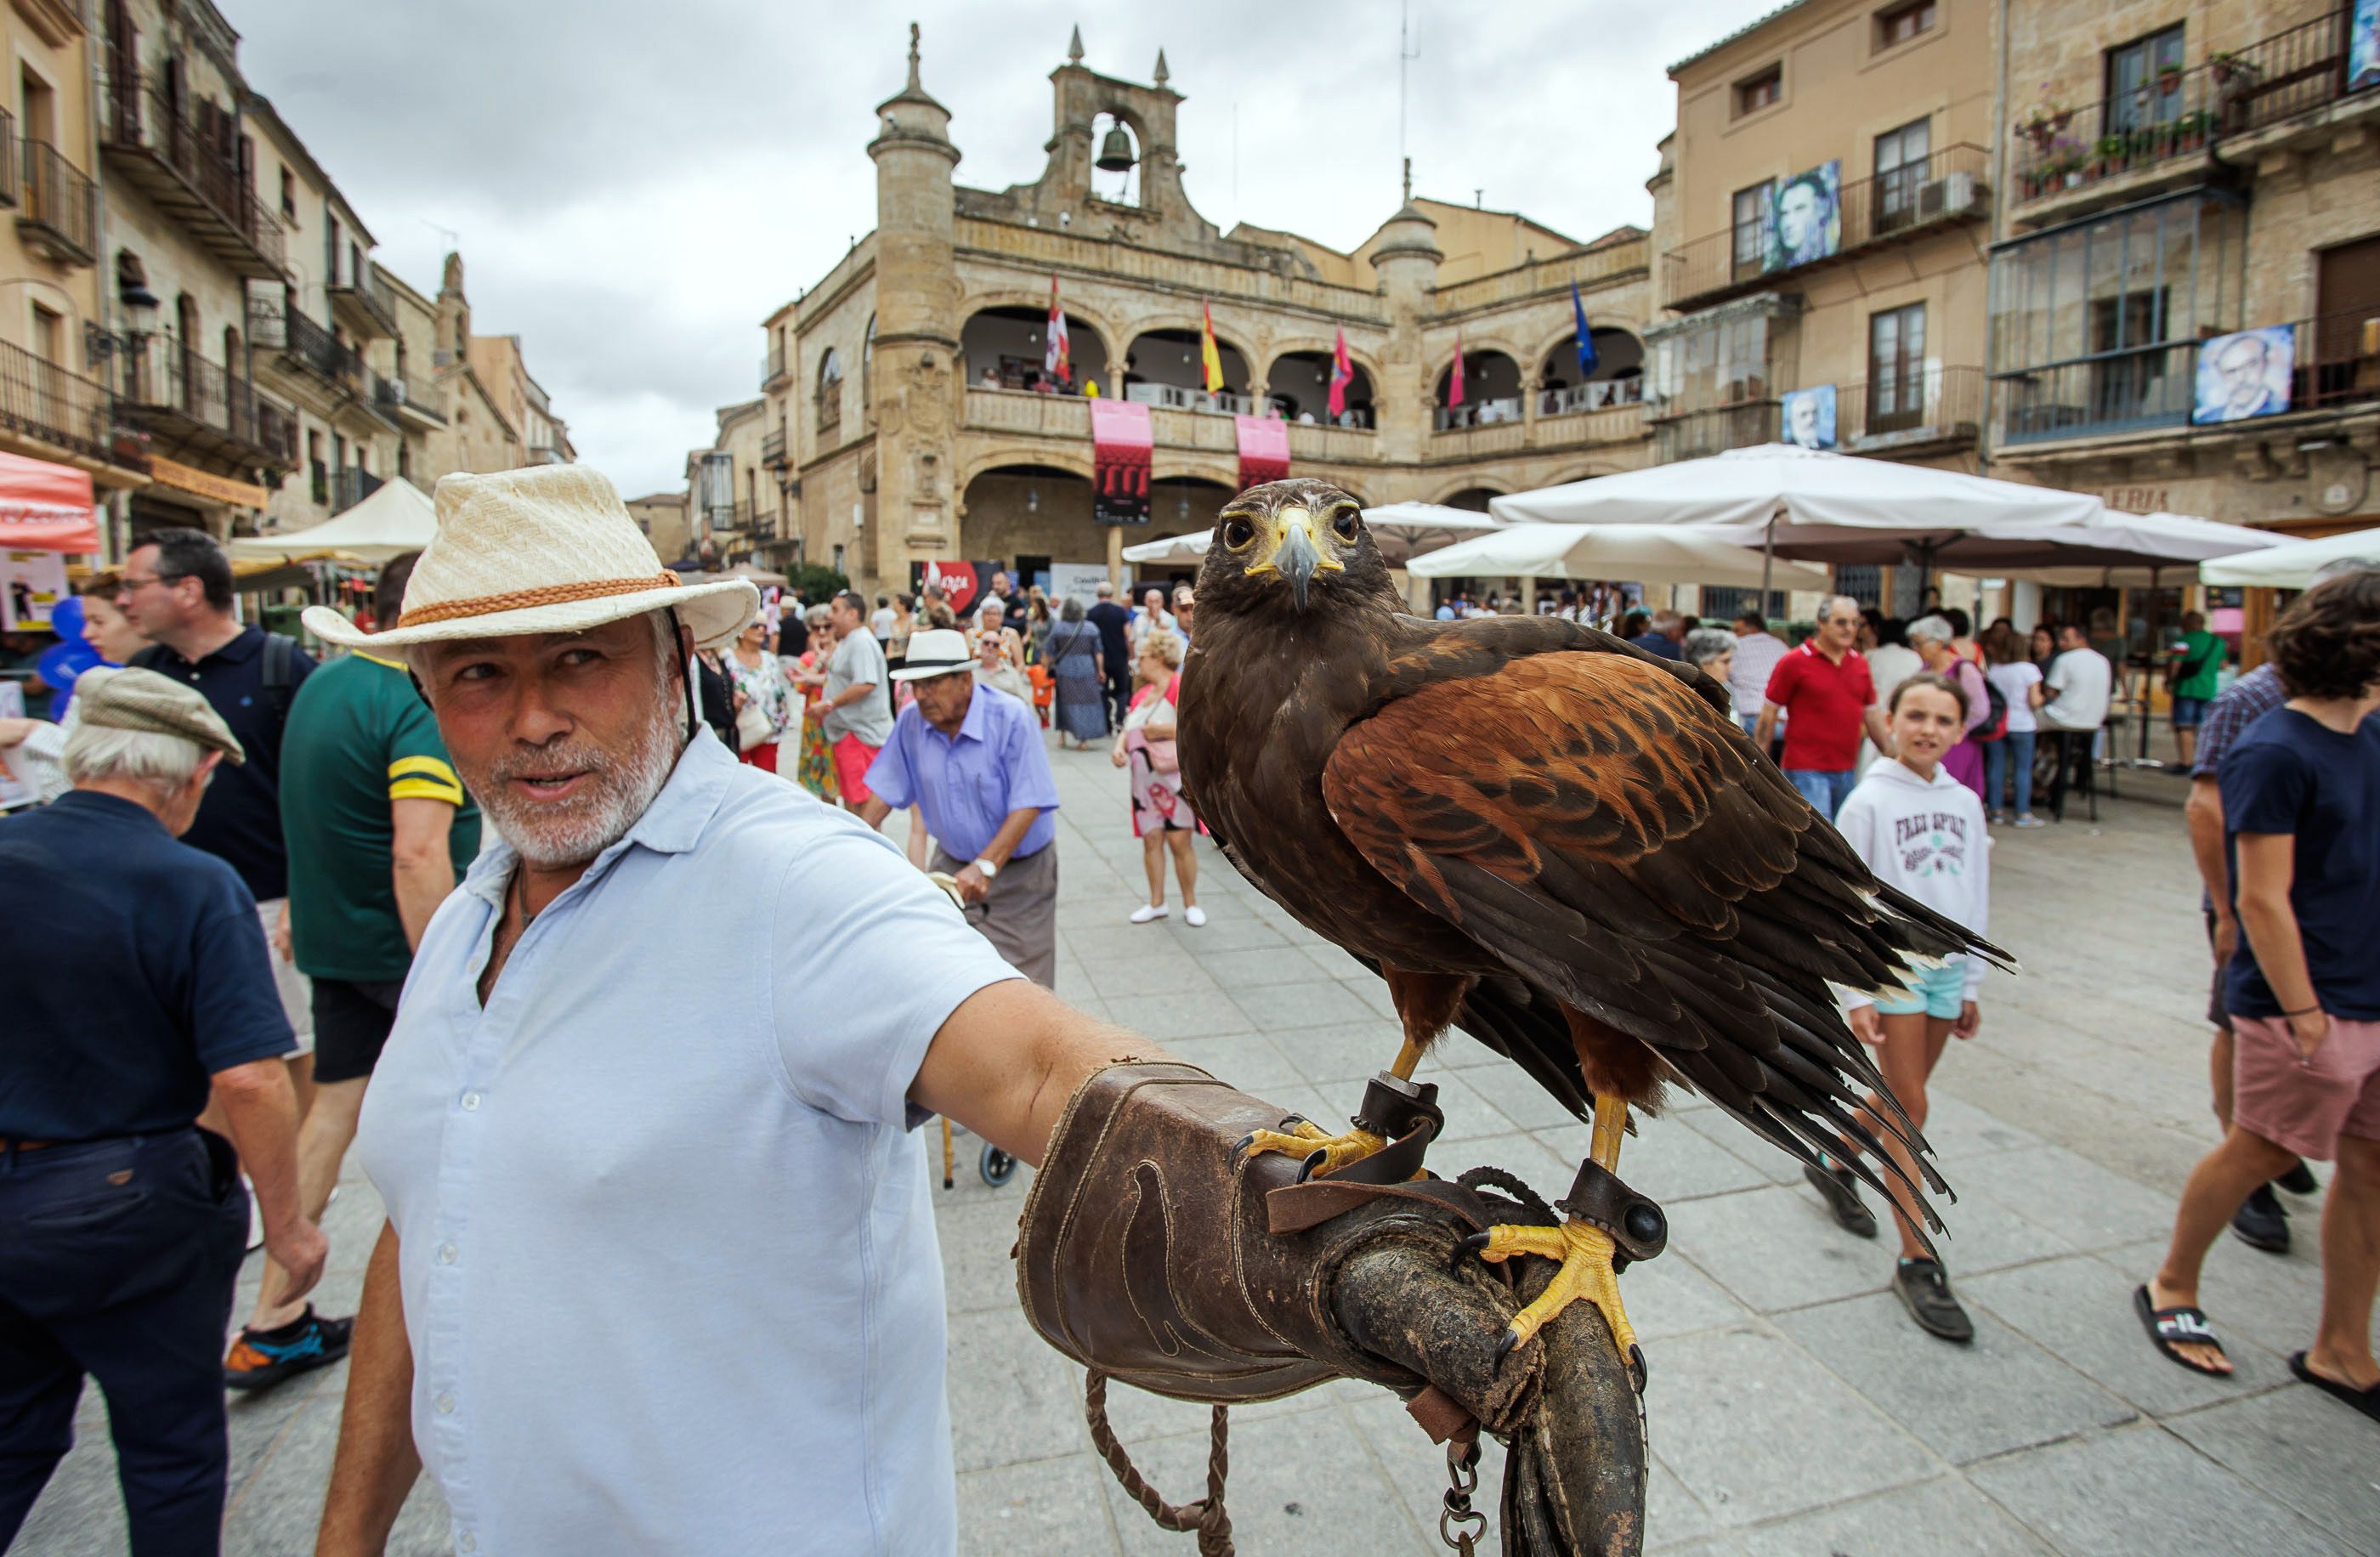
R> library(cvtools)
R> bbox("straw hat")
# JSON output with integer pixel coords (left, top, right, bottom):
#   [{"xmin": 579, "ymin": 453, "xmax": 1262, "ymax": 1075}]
[
  {"xmin": 890, "ymin": 627, "xmax": 972, "ymax": 682},
  {"xmin": 301, "ymin": 466, "xmax": 758, "ymax": 652}
]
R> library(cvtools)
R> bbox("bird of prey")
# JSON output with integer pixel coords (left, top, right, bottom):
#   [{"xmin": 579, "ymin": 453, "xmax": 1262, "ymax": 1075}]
[{"xmin": 1179, "ymin": 478, "xmax": 2007, "ymax": 1371}]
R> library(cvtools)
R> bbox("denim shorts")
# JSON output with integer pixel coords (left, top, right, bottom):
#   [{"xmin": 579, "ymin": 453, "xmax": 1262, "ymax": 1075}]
[
  {"xmin": 2171, "ymin": 695, "xmax": 2211, "ymax": 728},
  {"xmin": 1873, "ymin": 961, "xmax": 1967, "ymax": 1020}
]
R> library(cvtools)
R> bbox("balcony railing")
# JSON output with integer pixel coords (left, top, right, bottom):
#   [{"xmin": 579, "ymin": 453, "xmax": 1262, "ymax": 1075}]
[
  {"xmin": 963, "ymin": 386, "xmax": 1091, "ymax": 439},
  {"xmin": 1538, "ymin": 378, "xmax": 1646, "ymax": 417},
  {"xmin": 17, "ymin": 139, "xmax": 96, "ymax": 266},
  {"xmin": 1652, "ymin": 399, "xmax": 1780, "ymax": 463},
  {"xmin": 114, "ymin": 332, "xmax": 296, "ymax": 473},
  {"xmin": 1124, "ymin": 382, "xmax": 1257, "ymax": 416},
  {"xmin": 0, "ymin": 337, "xmax": 116, "ymax": 464},
  {"xmin": 278, "ymin": 306, "xmax": 362, "ymax": 386},
  {"xmin": 0, "ymin": 110, "xmax": 14, "ymax": 207},
  {"xmin": 528, "ymin": 444, "xmax": 567, "ymax": 464},
  {"xmin": 1839, "ymin": 365, "xmax": 1985, "ymax": 450},
  {"xmin": 763, "ymin": 343, "xmax": 788, "ymax": 388},
  {"xmin": 1663, "ymin": 144, "xmax": 1991, "ymax": 309},
  {"xmin": 1996, "ymin": 310, "xmax": 2380, "ymax": 446},
  {"xmin": 328, "ymin": 268, "xmax": 397, "ymax": 337},
  {"xmin": 762, "ymin": 425, "xmax": 789, "ymax": 467},
  {"xmin": 330, "ymin": 466, "xmax": 385, "ymax": 514},
  {"xmin": 2014, "ymin": 10, "xmax": 2367, "ymax": 205},
  {"xmin": 99, "ymin": 71, "xmax": 286, "ymax": 277},
  {"xmin": 1434, "ymin": 397, "xmax": 1525, "ymax": 432}
]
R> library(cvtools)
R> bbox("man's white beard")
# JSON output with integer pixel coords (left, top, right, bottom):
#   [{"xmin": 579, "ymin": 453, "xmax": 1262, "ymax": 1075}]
[{"xmin": 476, "ymin": 688, "xmax": 683, "ymax": 870}]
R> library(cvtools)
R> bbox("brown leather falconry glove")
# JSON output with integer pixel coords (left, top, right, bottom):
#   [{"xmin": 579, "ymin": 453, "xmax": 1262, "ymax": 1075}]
[{"xmin": 1016, "ymin": 1061, "xmax": 1649, "ymax": 1557}]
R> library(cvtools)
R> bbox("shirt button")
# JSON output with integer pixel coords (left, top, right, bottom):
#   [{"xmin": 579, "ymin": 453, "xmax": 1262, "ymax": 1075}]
[
  {"xmin": 439, "ymin": 1242, "xmax": 459, "ymax": 1265},
  {"xmin": 461, "ymin": 1091, "xmax": 481, "ymax": 1111},
  {"xmin": 435, "ymin": 1391, "xmax": 456, "ymax": 1415},
  {"xmin": 458, "ymin": 1533, "xmax": 477, "ymax": 1553}
]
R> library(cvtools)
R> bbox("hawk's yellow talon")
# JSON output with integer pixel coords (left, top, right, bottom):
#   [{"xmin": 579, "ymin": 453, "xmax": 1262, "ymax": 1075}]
[
  {"xmin": 1473, "ymin": 1217, "xmax": 1638, "ymax": 1365},
  {"xmin": 1236, "ymin": 1121, "xmax": 1388, "ymax": 1179}
]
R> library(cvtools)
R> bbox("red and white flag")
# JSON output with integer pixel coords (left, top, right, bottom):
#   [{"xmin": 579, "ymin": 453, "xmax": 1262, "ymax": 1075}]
[
  {"xmin": 1046, "ymin": 277, "xmax": 1071, "ymax": 385},
  {"xmin": 1327, "ymin": 328, "xmax": 1352, "ymax": 421},
  {"xmin": 1450, "ymin": 332, "xmax": 1466, "ymax": 407}
]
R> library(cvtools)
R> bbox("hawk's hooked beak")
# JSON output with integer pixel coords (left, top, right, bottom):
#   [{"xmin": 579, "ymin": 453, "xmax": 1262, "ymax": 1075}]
[{"xmin": 1275, "ymin": 518, "xmax": 1322, "ymax": 610}]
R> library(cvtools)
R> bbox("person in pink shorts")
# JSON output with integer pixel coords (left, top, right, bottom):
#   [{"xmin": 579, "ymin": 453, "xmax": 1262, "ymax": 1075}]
[{"xmin": 2135, "ymin": 566, "xmax": 2380, "ymax": 1426}]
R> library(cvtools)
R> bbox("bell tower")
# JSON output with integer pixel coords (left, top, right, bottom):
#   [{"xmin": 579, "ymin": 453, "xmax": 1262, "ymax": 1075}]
[
  {"xmin": 868, "ymin": 22, "xmax": 963, "ymax": 579},
  {"xmin": 1371, "ymin": 160, "xmax": 1443, "ymax": 465}
]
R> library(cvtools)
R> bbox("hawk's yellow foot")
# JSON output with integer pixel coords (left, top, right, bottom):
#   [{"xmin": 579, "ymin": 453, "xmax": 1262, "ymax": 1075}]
[
  {"xmin": 1459, "ymin": 1217, "xmax": 1644, "ymax": 1386},
  {"xmin": 1231, "ymin": 1117, "xmax": 1388, "ymax": 1180}
]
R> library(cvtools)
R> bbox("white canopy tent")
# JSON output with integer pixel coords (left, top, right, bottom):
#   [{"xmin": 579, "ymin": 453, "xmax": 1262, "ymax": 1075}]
[
  {"xmin": 1123, "ymin": 502, "xmax": 1500, "ymax": 570},
  {"xmin": 2199, "ymin": 526, "xmax": 2380, "ymax": 590},
  {"xmin": 1490, "ymin": 444, "xmax": 2105, "ymax": 596},
  {"xmin": 229, "ymin": 478, "xmax": 438, "ymax": 565},
  {"xmin": 1409, "ymin": 522, "xmax": 1832, "ymax": 592}
]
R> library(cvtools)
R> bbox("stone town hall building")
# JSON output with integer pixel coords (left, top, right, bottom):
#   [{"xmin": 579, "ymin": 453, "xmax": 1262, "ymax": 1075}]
[{"xmin": 686, "ymin": 28, "xmax": 1660, "ymax": 595}]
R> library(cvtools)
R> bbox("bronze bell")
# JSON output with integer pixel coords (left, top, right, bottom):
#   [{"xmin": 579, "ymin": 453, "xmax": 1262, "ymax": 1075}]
[{"xmin": 1096, "ymin": 123, "xmax": 1136, "ymax": 173}]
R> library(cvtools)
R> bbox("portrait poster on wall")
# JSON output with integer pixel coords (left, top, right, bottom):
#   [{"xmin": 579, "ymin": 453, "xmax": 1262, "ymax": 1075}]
[
  {"xmin": 1766, "ymin": 160, "xmax": 1842, "ymax": 270},
  {"xmin": 1, "ymin": 549, "xmax": 68, "ymax": 630},
  {"xmin": 2350, "ymin": 0, "xmax": 2380, "ymax": 91},
  {"xmin": 1781, "ymin": 385, "xmax": 1839, "ymax": 450},
  {"xmin": 2192, "ymin": 326, "xmax": 2295, "ymax": 425}
]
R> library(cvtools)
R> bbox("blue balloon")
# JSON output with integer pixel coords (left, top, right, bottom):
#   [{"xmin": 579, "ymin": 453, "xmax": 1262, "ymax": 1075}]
[
  {"xmin": 37, "ymin": 637, "xmax": 104, "ymax": 717},
  {"xmin": 48, "ymin": 595, "xmax": 87, "ymax": 643}
]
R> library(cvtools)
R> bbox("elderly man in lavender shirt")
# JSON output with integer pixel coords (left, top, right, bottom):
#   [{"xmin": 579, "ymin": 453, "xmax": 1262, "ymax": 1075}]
[{"xmin": 860, "ymin": 629, "xmax": 1063, "ymax": 986}]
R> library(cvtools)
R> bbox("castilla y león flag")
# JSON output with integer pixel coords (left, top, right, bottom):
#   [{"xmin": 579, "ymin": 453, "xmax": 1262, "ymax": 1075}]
[
  {"xmin": 1327, "ymin": 328, "xmax": 1353, "ymax": 421},
  {"xmin": 1046, "ymin": 277, "xmax": 1071, "ymax": 386}
]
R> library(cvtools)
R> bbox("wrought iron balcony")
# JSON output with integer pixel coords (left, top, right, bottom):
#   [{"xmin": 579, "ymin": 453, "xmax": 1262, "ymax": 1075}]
[
  {"xmin": 0, "ymin": 337, "xmax": 121, "ymax": 466},
  {"xmin": 16, "ymin": 139, "xmax": 96, "ymax": 267},
  {"xmin": 1837, "ymin": 365, "xmax": 1983, "ymax": 451},
  {"xmin": 374, "ymin": 372, "xmax": 445, "ymax": 426},
  {"xmin": 2012, "ymin": 10, "xmax": 2366, "ymax": 207},
  {"xmin": 763, "ymin": 343, "xmax": 789, "ymax": 388},
  {"xmin": 1663, "ymin": 144, "xmax": 1991, "ymax": 311},
  {"xmin": 276, "ymin": 306, "xmax": 363, "ymax": 388},
  {"xmin": 762, "ymin": 426, "xmax": 789, "ymax": 467},
  {"xmin": 328, "ymin": 268, "xmax": 397, "ymax": 338},
  {"xmin": 1995, "ymin": 310, "xmax": 2380, "ymax": 447},
  {"xmin": 113, "ymin": 332, "xmax": 296, "ymax": 477},
  {"xmin": 99, "ymin": 71, "xmax": 286, "ymax": 278}
]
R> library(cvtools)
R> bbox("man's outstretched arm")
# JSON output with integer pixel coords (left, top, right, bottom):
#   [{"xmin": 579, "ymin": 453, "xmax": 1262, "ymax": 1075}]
[
  {"xmin": 316, "ymin": 1221, "xmax": 421, "ymax": 1556},
  {"xmin": 911, "ymin": 978, "xmax": 1168, "ymax": 1166}
]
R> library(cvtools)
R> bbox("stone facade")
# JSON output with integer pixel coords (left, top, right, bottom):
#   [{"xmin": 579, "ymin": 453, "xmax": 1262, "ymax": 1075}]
[{"xmin": 722, "ymin": 26, "xmax": 1660, "ymax": 599}]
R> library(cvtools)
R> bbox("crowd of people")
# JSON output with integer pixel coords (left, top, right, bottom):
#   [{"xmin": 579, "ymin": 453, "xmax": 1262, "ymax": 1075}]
[{"xmin": 1, "ymin": 473, "xmax": 2372, "ymax": 1554}]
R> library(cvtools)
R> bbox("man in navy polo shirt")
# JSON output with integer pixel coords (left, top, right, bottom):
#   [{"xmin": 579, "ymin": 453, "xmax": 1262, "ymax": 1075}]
[
  {"xmin": 0, "ymin": 666, "xmax": 324, "ymax": 1551},
  {"xmin": 119, "ymin": 528, "xmax": 320, "ymax": 1087}
]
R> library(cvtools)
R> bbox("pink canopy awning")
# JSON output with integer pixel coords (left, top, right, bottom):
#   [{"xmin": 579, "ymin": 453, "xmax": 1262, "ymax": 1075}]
[{"xmin": 0, "ymin": 450, "xmax": 99, "ymax": 552}]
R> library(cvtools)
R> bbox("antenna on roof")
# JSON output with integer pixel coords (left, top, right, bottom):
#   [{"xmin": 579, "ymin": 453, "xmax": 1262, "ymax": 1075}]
[{"xmin": 1397, "ymin": 0, "xmax": 1420, "ymax": 190}]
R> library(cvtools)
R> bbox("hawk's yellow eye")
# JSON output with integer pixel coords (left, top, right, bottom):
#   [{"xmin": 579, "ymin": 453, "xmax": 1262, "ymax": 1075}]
[{"xmin": 1221, "ymin": 516, "xmax": 1257, "ymax": 550}]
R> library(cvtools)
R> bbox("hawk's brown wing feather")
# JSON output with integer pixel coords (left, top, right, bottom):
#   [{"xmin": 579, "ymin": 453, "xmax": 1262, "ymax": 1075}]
[{"xmin": 1322, "ymin": 646, "xmax": 1998, "ymax": 1214}]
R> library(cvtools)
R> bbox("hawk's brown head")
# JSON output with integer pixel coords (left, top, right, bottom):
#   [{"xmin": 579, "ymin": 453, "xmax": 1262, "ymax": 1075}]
[{"xmin": 1196, "ymin": 478, "xmax": 1393, "ymax": 615}]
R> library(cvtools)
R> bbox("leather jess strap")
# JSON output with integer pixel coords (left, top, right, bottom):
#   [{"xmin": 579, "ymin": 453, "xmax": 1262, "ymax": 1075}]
[{"xmin": 0, "ymin": 1138, "xmax": 54, "ymax": 1152}]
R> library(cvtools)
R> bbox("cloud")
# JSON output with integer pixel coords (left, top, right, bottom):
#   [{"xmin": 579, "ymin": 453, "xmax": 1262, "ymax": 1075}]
[{"xmin": 226, "ymin": 0, "xmax": 1780, "ymax": 495}]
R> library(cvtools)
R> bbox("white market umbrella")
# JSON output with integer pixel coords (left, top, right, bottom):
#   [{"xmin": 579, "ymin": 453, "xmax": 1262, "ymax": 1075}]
[
  {"xmin": 1492, "ymin": 444, "xmax": 2105, "ymax": 596},
  {"xmin": 1983, "ymin": 512, "xmax": 2287, "ymax": 586},
  {"xmin": 1409, "ymin": 521, "xmax": 1832, "ymax": 592},
  {"xmin": 2200, "ymin": 526, "xmax": 2380, "ymax": 589},
  {"xmin": 1125, "ymin": 504, "xmax": 1501, "ymax": 570},
  {"xmin": 230, "ymin": 478, "xmax": 438, "ymax": 565}
]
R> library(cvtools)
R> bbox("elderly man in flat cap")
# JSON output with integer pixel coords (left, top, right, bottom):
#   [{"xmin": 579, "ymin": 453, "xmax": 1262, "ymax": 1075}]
[{"xmin": 0, "ymin": 667, "xmax": 326, "ymax": 1553}]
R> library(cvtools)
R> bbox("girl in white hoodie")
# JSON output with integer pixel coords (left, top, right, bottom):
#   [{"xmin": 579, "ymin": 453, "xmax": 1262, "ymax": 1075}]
[{"xmin": 1803, "ymin": 671, "xmax": 1992, "ymax": 1342}]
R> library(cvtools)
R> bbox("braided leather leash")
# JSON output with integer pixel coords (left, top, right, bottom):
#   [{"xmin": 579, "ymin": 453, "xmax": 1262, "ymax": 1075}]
[{"xmin": 1083, "ymin": 1369, "xmax": 1235, "ymax": 1556}]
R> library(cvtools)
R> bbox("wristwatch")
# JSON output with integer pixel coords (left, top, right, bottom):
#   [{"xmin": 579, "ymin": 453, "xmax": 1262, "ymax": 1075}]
[{"xmin": 971, "ymin": 857, "xmax": 1000, "ymax": 880}]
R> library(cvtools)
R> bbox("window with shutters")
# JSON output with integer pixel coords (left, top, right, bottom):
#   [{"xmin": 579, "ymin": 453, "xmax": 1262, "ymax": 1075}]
[
  {"xmin": 1873, "ymin": 119, "xmax": 1931, "ymax": 234},
  {"xmin": 1867, "ymin": 304, "xmax": 1927, "ymax": 433},
  {"xmin": 1875, "ymin": 0, "xmax": 1936, "ymax": 49},
  {"xmin": 1732, "ymin": 65, "xmax": 1782, "ymax": 118}
]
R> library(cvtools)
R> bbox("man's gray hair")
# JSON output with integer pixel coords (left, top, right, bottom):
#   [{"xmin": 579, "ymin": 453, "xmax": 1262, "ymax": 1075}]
[
  {"xmin": 63, "ymin": 722, "xmax": 207, "ymax": 793},
  {"xmin": 1683, "ymin": 627, "xmax": 1737, "ymax": 667},
  {"xmin": 1095, "ymin": 580, "xmax": 1115, "ymax": 597},
  {"xmin": 1060, "ymin": 596, "xmax": 1086, "ymax": 622},
  {"xmin": 1650, "ymin": 607, "xmax": 1684, "ymax": 632},
  {"xmin": 1819, "ymin": 595, "xmax": 1863, "ymax": 622},
  {"xmin": 1905, "ymin": 614, "xmax": 1955, "ymax": 646}
]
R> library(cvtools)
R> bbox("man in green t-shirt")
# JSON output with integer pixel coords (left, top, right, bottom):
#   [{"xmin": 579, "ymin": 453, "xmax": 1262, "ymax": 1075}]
[
  {"xmin": 2167, "ymin": 610, "xmax": 2227, "ymax": 768},
  {"xmin": 225, "ymin": 553, "xmax": 480, "ymax": 1391}
]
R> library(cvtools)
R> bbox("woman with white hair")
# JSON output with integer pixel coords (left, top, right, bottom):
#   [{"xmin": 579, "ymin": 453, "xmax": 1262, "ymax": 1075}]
[
  {"xmin": 1681, "ymin": 626, "xmax": 1737, "ymax": 688},
  {"xmin": 970, "ymin": 597, "xmax": 1032, "ymax": 705},
  {"xmin": 1906, "ymin": 614, "xmax": 1992, "ymax": 800},
  {"xmin": 1042, "ymin": 597, "xmax": 1107, "ymax": 750}
]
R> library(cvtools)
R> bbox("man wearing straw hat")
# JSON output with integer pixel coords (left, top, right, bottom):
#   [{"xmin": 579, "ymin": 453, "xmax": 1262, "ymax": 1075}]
[{"xmin": 305, "ymin": 467, "xmax": 1136, "ymax": 1555}]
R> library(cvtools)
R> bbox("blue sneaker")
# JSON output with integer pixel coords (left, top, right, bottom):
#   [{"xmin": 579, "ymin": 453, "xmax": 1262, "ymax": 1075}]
[{"xmin": 224, "ymin": 1307, "xmax": 353, "ymax": 1392}]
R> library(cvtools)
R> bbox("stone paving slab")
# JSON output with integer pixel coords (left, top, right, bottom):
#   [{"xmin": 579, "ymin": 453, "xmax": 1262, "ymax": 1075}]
[{"xmin": 25, "ymin": 756, "xmax": 2380, "ymax": 1554}]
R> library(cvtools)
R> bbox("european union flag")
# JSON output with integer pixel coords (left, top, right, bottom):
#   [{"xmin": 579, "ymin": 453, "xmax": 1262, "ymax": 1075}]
[{"xmin": 1572, "ymin": 282, "xmax": 1598, "ymax": 378}]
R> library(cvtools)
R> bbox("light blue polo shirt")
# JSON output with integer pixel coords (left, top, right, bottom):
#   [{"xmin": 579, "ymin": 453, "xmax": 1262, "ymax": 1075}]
[{"xmin": 355, "ymin": 728, "xmax": 1021, "ymax": 1555}]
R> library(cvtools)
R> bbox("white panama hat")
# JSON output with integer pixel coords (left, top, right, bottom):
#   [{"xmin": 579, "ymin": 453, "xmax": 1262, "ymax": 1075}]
[
  {"xmin": 889, "ymin": 627, "xmax": 973, "ymax": 682},
  {"xmin": 301, "ymin": 465, "xmax": 758, "ymax": 652}
]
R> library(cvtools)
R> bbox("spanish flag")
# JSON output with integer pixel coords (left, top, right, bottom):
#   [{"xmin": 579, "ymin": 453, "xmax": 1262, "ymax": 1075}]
[{"xmin": 1199, "ymin": 303, "xmax": 1225, "ymax": 394}]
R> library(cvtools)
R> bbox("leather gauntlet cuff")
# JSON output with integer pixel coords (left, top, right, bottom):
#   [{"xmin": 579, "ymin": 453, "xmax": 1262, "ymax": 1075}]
[{"xmin": 1015, "ymin": 1061, "xmax": 1540, "ymax": 1432}]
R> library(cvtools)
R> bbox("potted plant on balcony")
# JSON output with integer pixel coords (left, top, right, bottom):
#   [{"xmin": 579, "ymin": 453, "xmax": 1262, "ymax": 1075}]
[
  {"xmin": 2209, "ymin": 49, "xmax": 2260, "ymax": 130},
  {"xmin": 2156, "ymin": 61, "xmax": 2184, "ymax": 93},
  {"xmin": 2094, "ymin": 133, "xmax": 2132, "ymax": 174},
  {"xmin": 2014, "ymin": 92, "xmax": 2077, "ymax": 156}
]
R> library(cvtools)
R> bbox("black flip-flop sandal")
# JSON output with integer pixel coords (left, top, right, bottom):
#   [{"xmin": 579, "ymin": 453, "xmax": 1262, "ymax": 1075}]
[
  {"xmin": 2134, "ymin": 1284, "xmax": 2230, "ymax": 1376},
  {"xmin": 2289, "ymin": 1351, "xmax": 2380, "ymax": 1423}
]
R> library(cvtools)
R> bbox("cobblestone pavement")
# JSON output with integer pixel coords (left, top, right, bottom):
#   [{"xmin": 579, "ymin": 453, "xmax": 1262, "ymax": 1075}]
[{"xmin": 23, "ymin": 746, "xmax": 2379, "ymax": 1554}]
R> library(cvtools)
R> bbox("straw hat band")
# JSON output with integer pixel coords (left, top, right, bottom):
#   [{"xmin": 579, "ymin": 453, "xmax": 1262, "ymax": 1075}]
[{"xmin": 398, "ymin": 570, "xmax": 683, "ymax": 628}]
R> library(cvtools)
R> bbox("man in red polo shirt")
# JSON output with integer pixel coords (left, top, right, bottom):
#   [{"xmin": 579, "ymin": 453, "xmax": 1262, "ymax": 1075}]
[{"xmin": 1754, "ymin": 595, "xmax": 1895, "ymax": 820}]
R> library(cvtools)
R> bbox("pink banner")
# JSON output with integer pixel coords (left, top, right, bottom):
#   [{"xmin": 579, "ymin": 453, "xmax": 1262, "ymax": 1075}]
[
  {"xmin": 1091, "ymin": 399, "xmax": 1153, "ymax": 525},
  {"xmin": 1234, "ymin": 415, "xmax": 1289, "ymax": 490},
  {"xmin": 0, "ymin": 450, "xmax": 99, "ymax": 552}
]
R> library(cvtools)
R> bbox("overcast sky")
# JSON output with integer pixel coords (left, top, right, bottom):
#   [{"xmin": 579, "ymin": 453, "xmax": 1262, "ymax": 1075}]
[{"xmin": 230, "ymin": 0, "xmax": 1778, "ymax": 498}]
